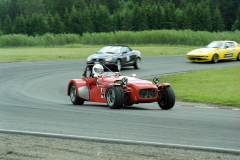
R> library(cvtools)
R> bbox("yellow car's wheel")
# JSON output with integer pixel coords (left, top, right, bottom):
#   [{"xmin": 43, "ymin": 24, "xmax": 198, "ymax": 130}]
[
  {"xmin": 237, "ymin": 53, "xmax": 240, "ymax": 61},
  {"xmin": 212, "ymin": 54, "xmax": 218, "ymax": 63}
]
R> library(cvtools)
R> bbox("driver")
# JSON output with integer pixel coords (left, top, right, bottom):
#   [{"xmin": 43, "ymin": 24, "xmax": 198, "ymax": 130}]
[
  {"xmin": 92, "ymin": 64, "xmax": 104, "ymax": 77},
  {"xmin": 87, "ymin": 64, "xmax": 104, "ymax": 88}
]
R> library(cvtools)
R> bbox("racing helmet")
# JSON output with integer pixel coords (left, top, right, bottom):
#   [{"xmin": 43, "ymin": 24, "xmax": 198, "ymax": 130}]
[{"xmin": 92, "ymin": 64, "xmax": 104, "ymax": 76}]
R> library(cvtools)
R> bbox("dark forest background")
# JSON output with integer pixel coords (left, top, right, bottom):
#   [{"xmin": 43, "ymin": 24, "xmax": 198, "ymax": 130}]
[{"xmin": 0, "ymin": 0, "xmax": 240, "ymax": 36}]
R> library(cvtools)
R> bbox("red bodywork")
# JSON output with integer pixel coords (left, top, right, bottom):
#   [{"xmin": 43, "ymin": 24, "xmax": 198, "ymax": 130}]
[{"xmin": 67, "ymin": 73, "xmax": 169, "ymax": 105}]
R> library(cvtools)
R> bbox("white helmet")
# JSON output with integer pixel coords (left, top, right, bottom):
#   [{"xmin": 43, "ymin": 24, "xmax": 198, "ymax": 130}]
[{"xmin": 92, "ymin": 64, "xmax": 104, "ymax": 76}]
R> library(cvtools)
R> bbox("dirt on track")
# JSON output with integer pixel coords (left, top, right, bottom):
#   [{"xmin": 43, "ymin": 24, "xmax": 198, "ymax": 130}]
[{"xmin": 1, "ymin": 133, "xmax": 239, "ymax": 160}]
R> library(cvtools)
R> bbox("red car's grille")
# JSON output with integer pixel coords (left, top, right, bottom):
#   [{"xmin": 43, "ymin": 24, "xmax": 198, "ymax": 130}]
[{"xmin": 139, "ymin": 89, "xmax": 157, "ymax": 98}]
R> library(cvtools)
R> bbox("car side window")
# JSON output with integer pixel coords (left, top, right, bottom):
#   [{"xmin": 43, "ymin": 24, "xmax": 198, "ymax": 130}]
[
  {"xmin": 122, "ymin": 47, "xmax": 130, "ymax": 53},
  {"xmin": 229, "ymin": 42, "xmax": 234, "ymax": 48},
  {"xmin": 226, "ymin": 42, "xmax": 234, "ymax": 48}
]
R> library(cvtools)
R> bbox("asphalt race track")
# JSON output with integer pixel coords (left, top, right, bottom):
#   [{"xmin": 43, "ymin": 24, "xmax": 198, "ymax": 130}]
[{"xmin": 0, "ymin": 55, "xmax": 240, "ymax": 151}]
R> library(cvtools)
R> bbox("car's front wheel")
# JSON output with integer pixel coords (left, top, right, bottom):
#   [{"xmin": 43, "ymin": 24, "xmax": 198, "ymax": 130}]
[
  {"xmin": 237, "ymin": 53, "xmax": 240, "ymax": 61},
  {"xmin": 157, "ymin": 86, "xmax": 175, "ymax": 110},
  {"xmin": 106, "ymin": 86, "xmax": 124, "ymax": 109},
  {"xmin": 212, "ymin": 53, "xmax": 218, "ymax": 63},
  {"xmin": 70, "ymin": 84, "xmax": 84, "ymax": 105},
  {"xmin": 116, "ymin": 59, "xmax": 122, "ymax": 71},
  {"xmin": 134, "ymin": 57, "xmax": 141, "ymax": 69}
]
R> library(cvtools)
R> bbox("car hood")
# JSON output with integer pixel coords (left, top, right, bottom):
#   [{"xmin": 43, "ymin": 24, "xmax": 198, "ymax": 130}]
[
  {"xmin": 102, "ymin": 76, "xmax": 156, "ymax": 88},
  {"xmin": 89, "ymin": 53, "xmax": 118, "ymax": 59},
  {"xmin": 187, "ymin": 48, "xmax": 217, "ymax": 55}
]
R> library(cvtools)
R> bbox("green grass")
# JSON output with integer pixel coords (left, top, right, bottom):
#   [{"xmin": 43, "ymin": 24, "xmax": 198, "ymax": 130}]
[
  {"xmin": 0, "ymin": 45, "xmax": 239, "ymax": 107},
  {"xmin": 158, "ymin": 66, "xmax": 240, "ymax": 107},
  {"xmin": 0, "ymin": 44, "xmax": 198, "ymax": 61}
]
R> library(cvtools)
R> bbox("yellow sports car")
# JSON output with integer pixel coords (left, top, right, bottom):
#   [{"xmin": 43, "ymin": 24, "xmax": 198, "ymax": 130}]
[{"xmin": 186, "ymin": 41, "xmax": 240, "ymax": 63}]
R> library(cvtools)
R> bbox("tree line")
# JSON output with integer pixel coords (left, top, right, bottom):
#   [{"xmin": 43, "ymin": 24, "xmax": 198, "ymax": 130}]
[{"xmin": 0, "ymin": 0, "xmax": 240, "ymax": 36}]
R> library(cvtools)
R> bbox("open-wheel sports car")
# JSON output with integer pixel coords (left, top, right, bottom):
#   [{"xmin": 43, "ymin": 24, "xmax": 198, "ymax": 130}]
[{"xmin": 67, "ymin": 63, "xmax": 175, "ymax": 110}]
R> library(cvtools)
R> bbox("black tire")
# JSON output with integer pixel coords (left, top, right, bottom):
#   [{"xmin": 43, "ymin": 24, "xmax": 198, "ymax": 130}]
[
  {"xmin": 116, "ymin": 59, "xmax": 122, "ymax": 71},
  {"xmin": 134, "ymin": 57, "xmax": 141, "ymax": 69},
  {"xmin": 106, "ymin": 86, "xmax": 124, "ymax": 109},
  {"xmin": 237, "ymin": 53, "xmax": 240, "ymax": 61},
  {"xmin": 70, "ymin": 83, "xmax": 84, "ymax": 105},
  {"xmin": 212, "ymin": 54, "xmax": 218, "ymax": 63},
  {"xmin": 157, "ymin": 86, "xmax": 175, "ymax": 110}
]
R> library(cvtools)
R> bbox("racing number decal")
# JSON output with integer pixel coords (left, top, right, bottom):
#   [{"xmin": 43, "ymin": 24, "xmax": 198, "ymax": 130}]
[
  {"xmin": 225, "ymin": 49, "xmax": 234, "ymax": 57},
  {"xmin": 101, "ymin": 88, "xmax": 105, "ymax": 98}
]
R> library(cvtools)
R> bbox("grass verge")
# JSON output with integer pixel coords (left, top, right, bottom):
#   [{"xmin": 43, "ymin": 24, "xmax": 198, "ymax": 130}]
[
  {"xmin": 0, "ymin": 44, "xmax": 198, "ymax": 61},
  {"xmin": 158, "ymin": 66, "xmax": 240, "ymax": 107}
]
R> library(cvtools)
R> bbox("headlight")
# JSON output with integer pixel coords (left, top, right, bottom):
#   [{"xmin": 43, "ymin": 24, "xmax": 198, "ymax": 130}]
[
  {"xmin": 105, "ymin": 57, "xmax": 113, "ymax": 61},
  {"xmin": 87, "ymin": 56, "xmax": 92, "ymax": 61},
  {"xmin": 122, "ymin": 77, "xmax": 128, "ymax": 85},
  {"xmin": 106, "ymin": 56, "xmax": 117, "ymax": 61}
]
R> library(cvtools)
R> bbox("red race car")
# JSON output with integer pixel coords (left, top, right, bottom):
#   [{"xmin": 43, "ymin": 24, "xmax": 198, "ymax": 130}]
[{"xmin": 67, "ymin": 64, "xmax": 175, "ymax": 109}]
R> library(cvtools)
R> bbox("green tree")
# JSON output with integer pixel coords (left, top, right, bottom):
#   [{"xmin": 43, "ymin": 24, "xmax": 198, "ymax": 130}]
[
  {"xmin": 156, "ymin": 4, "xmax": 165, "ymax": 30},
  {"xmin": 112, "ymin": 11, "xmax": 122, "ymax": 31},
  {"xmin": 120, "ymin": 6, "xmax": 133, "ymax": 31},
  {"xmin": 8, "ymin": 0, "xmax": 21, "ymax": 20},
  {"xmin": 145, "ymin": 3, "xmax": 159, "ymax": 30},
  {"xmin": 212, "ymin": 6, "xmax": 225, "ymax": 31},
  {"xmin": 100, "ymin": 0, "xmax": 119, "ymax": 14},
  {"xmin": 30, "ymin": 13, "xmax": 48, "ymax": 35},
  {"xmin": 0, "ymin": 19, "xmax": 2, "ymax": 30},
  {"xmin": 203, "ymin": 5, "xmax": 212, "ymax": 31},
  {"xmin": 3, "ymin": 15, "xmax": 13, "ymax": 34},
  {"xmin": 63, "ymin": 8, "xmax": 70, "ymax": 33},
  {"xmin": 192, "ymin": 2, "xmax": 212, "ymax": 31},
  {"xmin": 73, "ymin": 0, "xmax": 87, "ymax": 10},
  {"xmin": 232, "ymin": 5, "xmax": 240, "ymax": 31},
  {"xmin": 45, "ymin": 11, "xmax": 54, "ymax": 33},
  {"xmin": 132, "ymin": 4, "xmax": 148, "ymax": 31},
  {"xmin": 81, "ymin": 7, "xmax": 94, "ymax": 33},
  {"xmin": 17, "ymin": 0, "xmax": 44, "ymax": 16},
  {"xmin": 163, "ymin": 1, "xmax": 177, "ymax": 29},
  {"xmin": 218, "ymin": 0, "xmax": 240, "ymax": 30},
  {"xmin": 91, "ymin": 4, "xmax": 111, "ymax": 32},
  {"xmin": 52, "ymin": 13, "xmax": 65, "ymax": 34},
  {"xmin": 0, "ymin": 0, "xmax": 8, "ymax": 24},
  {"xmin": 44, "ymin": 0, "xmax": 82, "ymax": 18},
  {"xmin": 181, "ymin": 2, "xmax": 194, "ymax": 30},
  {"xmin": 45, "ymin": 11, "xmax": 65, "ymax": 34},
  {"xmin": 68, "ymin": 6, "xmax": 83, "ymax": 35},
  {"xmin": 13, "ymin": 14, "xmax": 26, "ymax": 34},
  {"xmin": 174, "ymin": 8, "xmax": 184, "ymax": 30}
]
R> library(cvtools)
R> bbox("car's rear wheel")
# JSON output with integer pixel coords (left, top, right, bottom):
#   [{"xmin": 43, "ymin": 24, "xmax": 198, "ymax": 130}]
[
  {"xmin": 157, "ymin": 86, "xmax": 175, "ymax": 110},
  {"xmin": 134, "ymin": 57, "xmax": 141, "ymax": 69},
  {"xmin": 237, "ymin": 53, "xmax": 240, "ymax": 61},
  {"xmin": 106, "ymin": 86, "xmax": 124, "ymax": 109},
  {"xmin": 70, "ymin": 83, "xmax": 84, "ymax": 105},
  {"xmin": 212, "ymin": 54, "xmax": 218, "ymax": 63},
  {"xmin": 116, "ymin": 59, "xmax": 122, "ymax": 71}
]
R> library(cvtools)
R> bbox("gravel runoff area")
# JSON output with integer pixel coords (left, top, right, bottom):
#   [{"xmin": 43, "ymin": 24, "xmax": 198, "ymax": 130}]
[{"xmin": 1, "ymin": 132, "xmax": 240, "ymax": 160}]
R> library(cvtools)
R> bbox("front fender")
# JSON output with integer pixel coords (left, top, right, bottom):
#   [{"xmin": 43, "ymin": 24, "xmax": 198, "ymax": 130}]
[
  {"xmin": 158, "ymin": 83, "xmax": 170, "ymax": 89},
  {"xmin": 67, "ymin": 79, "xmax": 87, "ymax": 96}
]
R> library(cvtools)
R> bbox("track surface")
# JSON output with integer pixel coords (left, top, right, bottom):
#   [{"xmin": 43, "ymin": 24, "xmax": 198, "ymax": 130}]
[{"xmin": 0, "ymin": 55, "xmax": 240, "ymax": 151}]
